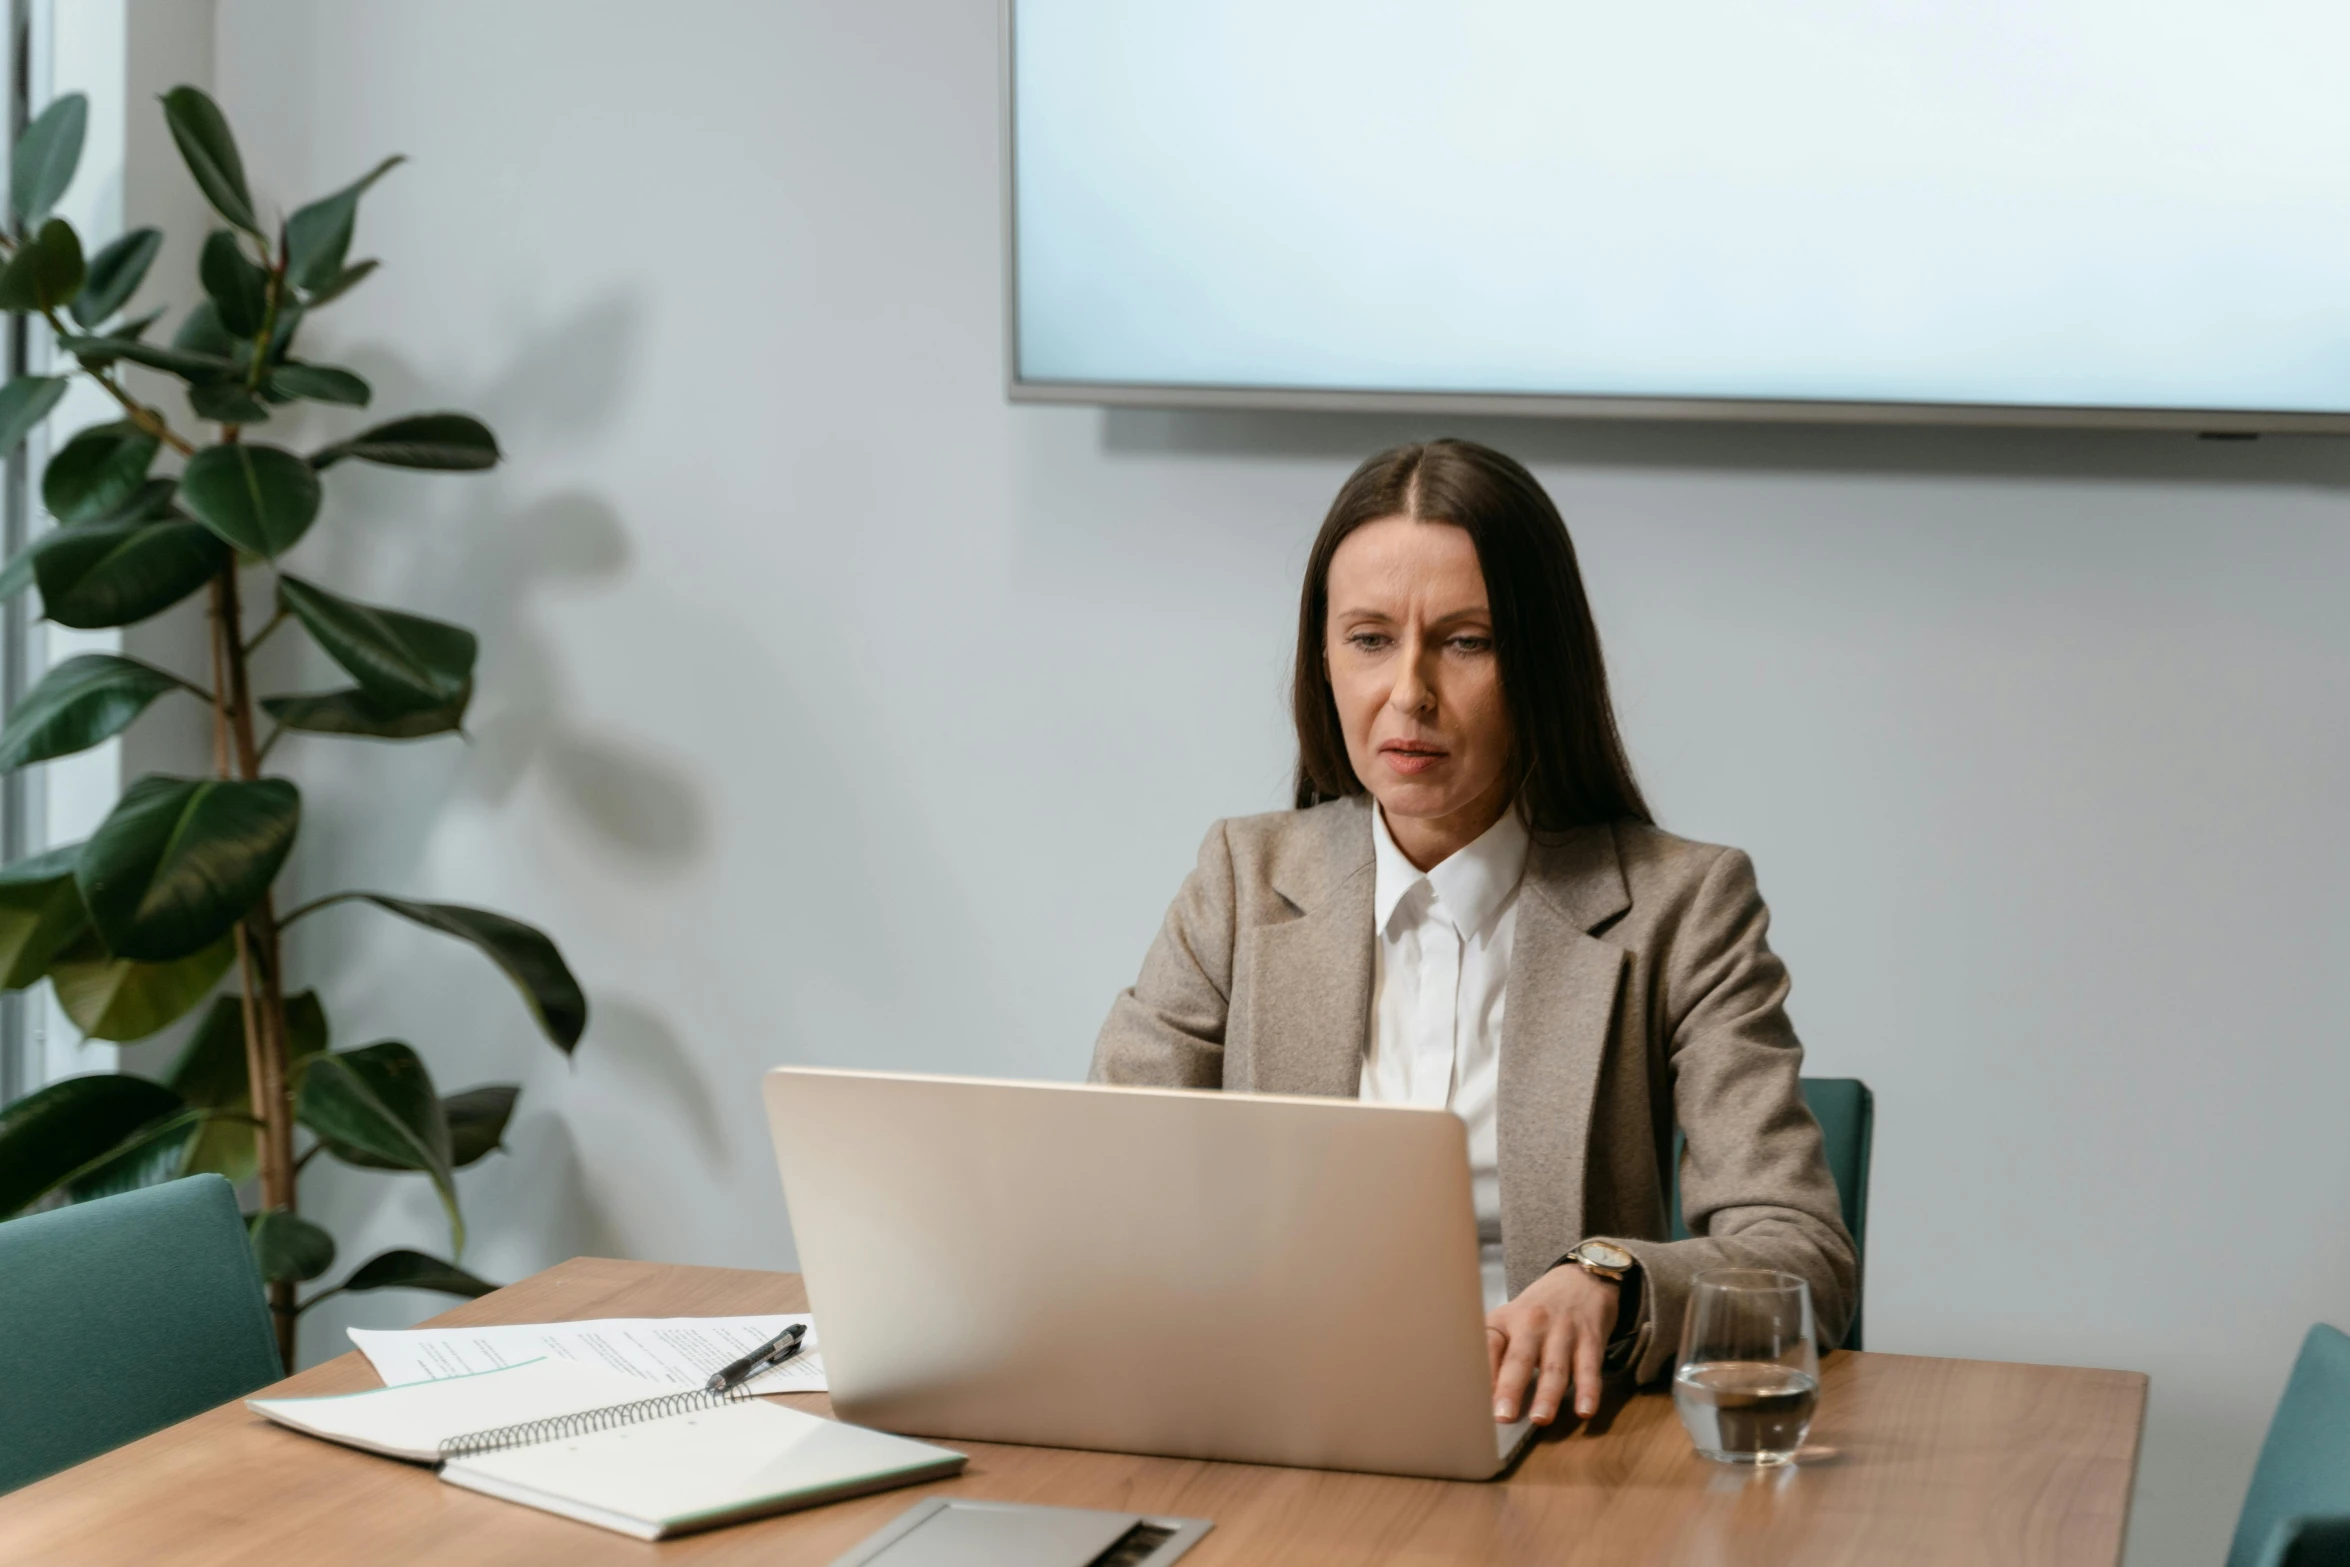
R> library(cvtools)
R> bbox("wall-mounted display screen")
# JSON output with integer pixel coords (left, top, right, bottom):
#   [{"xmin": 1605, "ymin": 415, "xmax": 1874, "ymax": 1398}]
[{"xmin": 1006, "ymin": 1, "xmax": 2350, "ymax": 430}]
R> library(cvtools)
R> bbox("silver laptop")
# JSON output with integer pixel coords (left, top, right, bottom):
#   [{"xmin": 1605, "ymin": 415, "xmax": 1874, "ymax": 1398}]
[{"xmin": 763, "ymin": 1068, "xmax": 1534, "ymax": 1480}]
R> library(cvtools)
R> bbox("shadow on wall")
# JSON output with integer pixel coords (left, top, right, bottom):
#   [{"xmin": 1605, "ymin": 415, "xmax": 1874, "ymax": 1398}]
[
  {"xmin": 455, "ymin": 484, "xmax": 706, "ymax": 864},
  {"xmin": 305, "ymin": 1100, "xmax": 628, "ymax": 1349},
  {"xmin": 1099, "ymin": 406, "xmax": 2350, "ymax": 491},
  {"xmin": 246, "ymin": 289, "xmax": 707, "ymax": 890},
  {"xmin": 582, "ymin": 996, "xmax": 734, "ymax": 1175},
  {"xmin": 248, "ymin": 289, "xmax": 713, "ymax": 1317}
]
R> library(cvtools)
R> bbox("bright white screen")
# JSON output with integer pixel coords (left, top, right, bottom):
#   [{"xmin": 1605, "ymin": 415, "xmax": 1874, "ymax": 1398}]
[{"xmin": 1012, "ymin": 1, "xmax": 2350, "ymax": 414}]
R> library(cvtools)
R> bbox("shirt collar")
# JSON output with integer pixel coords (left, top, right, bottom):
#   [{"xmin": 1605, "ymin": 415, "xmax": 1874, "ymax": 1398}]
[{"xmin": 1370, "ymin": 801, "xmax": 1531, "ymax": 938}]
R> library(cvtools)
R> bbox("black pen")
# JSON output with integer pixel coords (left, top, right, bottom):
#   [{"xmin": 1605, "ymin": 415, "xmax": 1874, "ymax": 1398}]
[{"xmin": 704, "ymin": 1323, "xmax": 808, "ymax": 1393}]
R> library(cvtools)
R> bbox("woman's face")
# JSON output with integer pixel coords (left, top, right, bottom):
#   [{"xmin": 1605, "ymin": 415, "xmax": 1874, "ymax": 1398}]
[{"xmin": 1324, "ymin": 515, "xmax": 1515, "ymax": 865}]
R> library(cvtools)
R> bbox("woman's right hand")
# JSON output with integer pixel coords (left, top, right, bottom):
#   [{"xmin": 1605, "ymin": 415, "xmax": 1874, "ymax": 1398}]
[{"xmin": 1486, "ymin": 1264, "xmax": 1618, "ymax": 1425}]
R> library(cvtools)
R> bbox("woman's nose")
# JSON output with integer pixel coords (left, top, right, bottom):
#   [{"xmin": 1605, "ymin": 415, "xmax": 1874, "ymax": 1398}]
[{"xmin": 1389, "ymin": 648, "xmax": 1436, "ymax": 716}]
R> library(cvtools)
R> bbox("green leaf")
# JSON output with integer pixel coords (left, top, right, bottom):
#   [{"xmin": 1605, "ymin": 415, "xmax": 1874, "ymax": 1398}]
[
  {"xmin": 171, "ymin": 989, "xmax": 327, "ymax": 1182},
  {"xmin": 0, "ymin": 845, "xmax": 90, "ymax": 989},
  {"xmin": 286, "ymin": 988, "xmax": 330, "ymax": 1062},
  {"xmin": 42, "ymin": 422, "xmax": 162, "ymax": 522},
  {"xmin": 198, "ymin": 229, "xmax": 270, "ymax": 338},
  {"xmin": 0, "ymin": 375, "xmax": 68, "ymax": 456},
  {"xmin": 115, "ymin": 306, "xmax": 167, "ymax": 341},
  {"xmin": 178, "ymin": 443, "xmax": 321, "ymax": 557},
  {"xmin": 298, "ymin": 1041, "xmax": 461, "ymax": 1250},
  {"xmin": 188, "ymin": 381, "xmax": 272, "ymax": 426},
  {"xmin": 250, "ymin": 1208, "xmax": 336, "ymax": 1284},
  {"xmin": 167, "ymin": 293, "xmax": 298, "ymax": 368},
  {"xmin": 85, "ymin": 476, "xmax": 183, "ymax": 525},
  {"xmin": 58, "ymin": 332, "xmax": 236, "ymax": 384},
  {"xmin": 168, "ymin": 995, "xmax": 255, "ymax": 1108},
  {"xmin": 311, "ymin": 895, "xmax": 585, "ymax": 1052},
  {"xmin": 0, "ymin": 218, "xmax": 86, "ymax": 313},
  {"xmin": 29, "ymin": 518, "xmax": 226, "ymax": 629},
  {"xmin": 444, "ymin": 1085, "xmax": 518, "ymax": 1167},
  {"xmin": 303, "ymin": 258, "xmax": 377, "ymax": 308},
  {"xmin": 173, "ymin": 298, "xmax": 241, "ymax": 360},
  {"xmin": 0, "ymin": 653, "xmax": 188, "ymax": 769},
  {"xmin": 299, "ymin": 1045, "xmax": 451, "ymax": 1169},
  {"xmin": 305, "ymin": 1248, "xmax": 496, "ymax": 1312},
  {"xmin": 261, "ymin": 687, "xmax": 468, "ymax": 741},
  {"xmin": 71, "ymin": 226, "xmax": 164, "ymax": 328},
  {"xmin": 161, "ymin": 86, "xmax": 259, "ymax": 235},
  {"xmin": 11, "ymin": 93, "xmax": 88, "ymax": 229},
  {"xmin": 277, "ymin": 575, "xmax": 476, "ymax": 714},
  {"xmin": 285, "ymin": 155, "xmax": 403, "ymax": 293},
  {"xmin": 0, "ymin": 1071, "xmax": 185, "ymax": 1216},
  {"xmin": 267, "ymin": 299, "xmax": 304, "ymax": 364},
  {"xmin": 50, "ymin": 931, "xmax": 235, "ymax": 1041},
  {"xmin": 63, "ymin": 1109, "xmax": 202, "ymax": 1202},
  {"xmin": 78, "ymin": 774, "xmax": 300, "ymax": 962},
  {"xmin": 311, "ymin": 412, "xmax": 499, "ymax": 472},
  {"xmin": 168, "ymin": 995, "xmax": 254, "ymax": 1179},
  {"xmin": 267, "ymin": 362, "xmax": 370, "ymax": 407}
]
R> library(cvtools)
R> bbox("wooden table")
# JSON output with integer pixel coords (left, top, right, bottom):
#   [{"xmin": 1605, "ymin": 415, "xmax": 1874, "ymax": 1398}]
[{"xmin": 0, "ymin": 1257, "xmax": 2146, "ymax": 1565}]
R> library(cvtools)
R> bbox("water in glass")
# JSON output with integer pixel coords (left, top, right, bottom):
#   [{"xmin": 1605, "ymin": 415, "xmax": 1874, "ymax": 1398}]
[{"xmin": 1673, "ymin": 1268, "xmax": 1819, "ymax": 1465}]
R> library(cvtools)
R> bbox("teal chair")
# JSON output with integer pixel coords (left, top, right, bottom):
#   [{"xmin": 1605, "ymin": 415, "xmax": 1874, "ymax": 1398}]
[
  {"xmin": 2228, "ymin": 1323, "xmax": 2350, "ymax": 1567},
  {"xmin": 0, "ymin": 1173, "xmax": 282, "ymax": 1494},
  {"xmin": 1671, "ymin": 1076, "xmax": 1873, "ymax": 1350}
]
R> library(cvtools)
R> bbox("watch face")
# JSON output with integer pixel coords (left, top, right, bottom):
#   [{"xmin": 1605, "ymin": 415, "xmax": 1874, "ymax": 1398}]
[{"xmin": 1579, "ymin": 1240, "xmax": 1634, "ymax": 1271}]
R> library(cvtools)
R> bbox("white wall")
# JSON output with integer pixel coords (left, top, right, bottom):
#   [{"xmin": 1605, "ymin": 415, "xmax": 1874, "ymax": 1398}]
[{"xmin": 199, "ymin": 6, "xmax": 2350, "ymax": 1564}]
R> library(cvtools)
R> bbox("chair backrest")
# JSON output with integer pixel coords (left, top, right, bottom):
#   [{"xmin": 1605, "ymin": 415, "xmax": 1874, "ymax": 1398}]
[
  {"xmin": 1671, "ymin": 1076, "xmax": 1874, "ymax": 1350},
  {"xmin": 2229, "ymin": 1323, "xmax": 2350, "ymax": 1567},
  {"xmin": 0, "ymin": 1173, "xmax": 281, "ymax": 1494},
  {"xmin": 2251, "ymin": 1515, "xmax": 2350, "ymax": 1567}
]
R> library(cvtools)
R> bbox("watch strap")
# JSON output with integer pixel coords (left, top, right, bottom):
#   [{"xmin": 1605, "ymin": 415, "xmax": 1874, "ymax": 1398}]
[{"xmin": 1602, "ymin": 1263, "xmax": 1644, "ymax": 1370}]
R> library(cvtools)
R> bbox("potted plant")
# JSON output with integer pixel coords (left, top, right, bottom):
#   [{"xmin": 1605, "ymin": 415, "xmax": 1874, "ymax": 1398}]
[{"xmin": 0, "ymin": 86, "xmax": 584, "ymax": 1366}]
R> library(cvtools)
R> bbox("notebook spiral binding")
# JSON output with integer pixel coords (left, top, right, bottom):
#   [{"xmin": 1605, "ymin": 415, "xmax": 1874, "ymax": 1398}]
[{"xmin": 437, "ymin": 1383, "xmax": 756, "ymax": 1462}]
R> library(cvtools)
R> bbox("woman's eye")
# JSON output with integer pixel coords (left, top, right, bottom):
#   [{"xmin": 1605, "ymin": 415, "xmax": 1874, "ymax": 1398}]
[
  {"xmin": 1447, "ymin": 635, "xmax": 1492, "ymax": 654},
  {"xmin": 1346, "ymin": 632, "xmax": 1390, "ymax": 651}
]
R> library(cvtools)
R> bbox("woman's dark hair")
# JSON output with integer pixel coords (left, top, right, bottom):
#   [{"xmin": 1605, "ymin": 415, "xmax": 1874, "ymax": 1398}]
[{"xmin": 1292, "ymin": 438, "xmax": 1652, "ymax": 831}]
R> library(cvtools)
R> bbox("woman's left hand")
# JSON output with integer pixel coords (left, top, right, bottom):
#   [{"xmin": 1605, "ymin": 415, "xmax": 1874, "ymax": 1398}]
[{"xmin": 1487, "ymin": 1264, "xmax": 1617, "ymax": 1424}]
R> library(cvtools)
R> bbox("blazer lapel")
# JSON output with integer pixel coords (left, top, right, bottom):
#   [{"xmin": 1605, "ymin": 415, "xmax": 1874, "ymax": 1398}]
[
  {"xmin": 1498, "ymin": 824, "xmax": 1632, "ymax": 1295},
  {"xmin": 1241, "ymin": 804, "xmax": 1375, "ymax": 1098}
]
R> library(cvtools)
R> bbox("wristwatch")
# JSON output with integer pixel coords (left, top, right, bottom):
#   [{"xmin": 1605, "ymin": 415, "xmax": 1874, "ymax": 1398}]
[
  {"xmin": 1565, "ymin": 1238, "xmax": 1635, "ymax": 1282},
  {"xmin": 1566, "ymin": 1239, "xmax": 1646, "ymax": 1371}
]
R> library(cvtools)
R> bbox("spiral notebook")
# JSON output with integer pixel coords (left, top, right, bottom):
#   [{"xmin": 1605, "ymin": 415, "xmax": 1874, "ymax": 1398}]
[{"xmin": 249, "ymin": 1358, "xmax": 965, "ymax": 1540}]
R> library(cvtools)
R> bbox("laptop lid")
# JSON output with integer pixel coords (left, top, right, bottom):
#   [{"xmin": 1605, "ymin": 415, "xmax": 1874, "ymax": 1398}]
[{"xmin": 764, "ymin": 1068, "xmax": 1526, "ymax": 1480}]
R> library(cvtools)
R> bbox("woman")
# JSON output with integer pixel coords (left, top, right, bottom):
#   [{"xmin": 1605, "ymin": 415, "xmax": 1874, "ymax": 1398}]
[{"xmin": 1092, "ymin": 439, "xmax": 1854, "ymax": 1431}]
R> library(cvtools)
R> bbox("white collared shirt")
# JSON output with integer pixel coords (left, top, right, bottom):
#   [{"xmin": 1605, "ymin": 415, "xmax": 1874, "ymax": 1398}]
[{"xmin": 1359, "ymin": 802, "xmax": 1531, "ymax": 1312}]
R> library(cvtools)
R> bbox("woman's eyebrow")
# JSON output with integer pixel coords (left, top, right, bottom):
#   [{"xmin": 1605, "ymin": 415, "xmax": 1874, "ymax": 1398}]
[{"xmin": 1329, "ymin": 605, "xmax": 1492, "ymax": 628}]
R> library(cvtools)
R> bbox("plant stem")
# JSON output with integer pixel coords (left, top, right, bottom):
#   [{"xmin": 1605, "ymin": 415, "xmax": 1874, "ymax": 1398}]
[
  {"xmin": 244, "ymin": 606, "xmax": 289, "ymax": 655},
  {"xmin": 38, "ymin": 308, "xmax": 198, "ymax": 457},
  {"xmin": 213, "ymin": 564, "xmax": 299, "ymax": 1366},
  {"xmin": 245, "ymin": 251, "xmax": 286, "ymax": 396},
  {"xmin": 276, "ymin": 890, "xmax": 355, "ymax": 927},
  {"xmin": 219, "ymin": 567, "xmax": 262, "ymax": 780},
  {"xmin": 204, "ymin": 580, "xmax": 234, "ymax": 776}
]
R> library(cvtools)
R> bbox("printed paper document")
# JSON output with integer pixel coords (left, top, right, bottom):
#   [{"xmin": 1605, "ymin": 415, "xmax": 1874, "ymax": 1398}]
[{"xmin": 349, "ymin": 1314, "xmax": 827, "ymax": 1394}]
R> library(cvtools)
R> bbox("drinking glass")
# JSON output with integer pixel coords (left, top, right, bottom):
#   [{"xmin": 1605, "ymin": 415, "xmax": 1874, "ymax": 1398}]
[{"xmin": 1672, "ymin": 1268, "xmax": 1819, "ymax": 1465}]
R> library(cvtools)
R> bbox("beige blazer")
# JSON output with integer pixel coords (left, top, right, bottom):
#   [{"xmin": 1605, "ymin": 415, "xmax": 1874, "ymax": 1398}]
[{"xmin": 1090, "ymin": 795, "xmax": 1856, "ymax": 1384}]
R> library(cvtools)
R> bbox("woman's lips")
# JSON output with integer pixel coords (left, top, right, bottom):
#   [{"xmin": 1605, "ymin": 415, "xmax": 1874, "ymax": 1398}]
[{"xmin": 1379, "ymin": 741, "xmax": 1448, "ymax": 776}]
